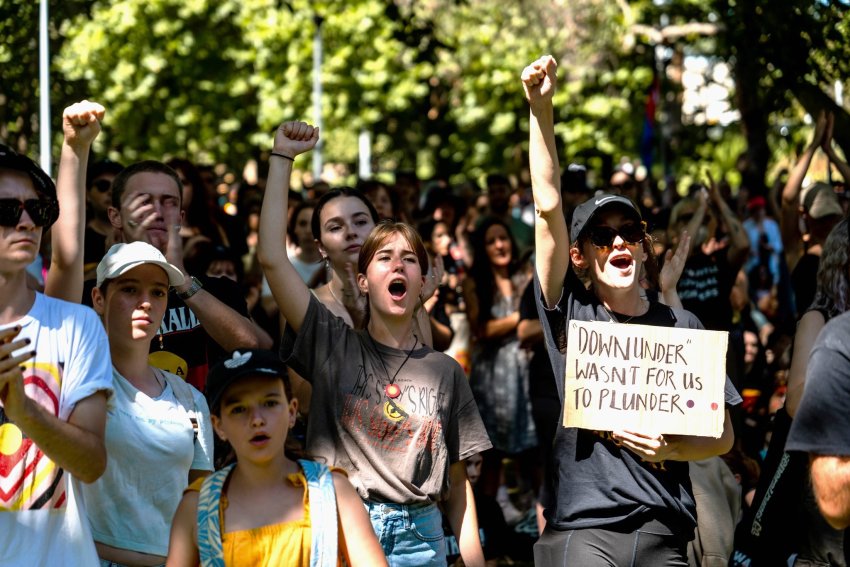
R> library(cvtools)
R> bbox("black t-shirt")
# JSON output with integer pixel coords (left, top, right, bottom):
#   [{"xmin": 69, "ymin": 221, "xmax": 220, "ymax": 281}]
[
  {"xmin": 519, "ymin": 282, "xmax": 558, "ymax": 402},
  {"xmin": 84, "ymin": 274, "xmax": 249, "ymax": 392},
  {"xmin": 788, "ymin": 311, "xmax": 850, "ymax": 456},
  {"xmin": 83, "ymin": 226, "xmax": 107, "ymax": 273},
  {"xmin": 791, "ymin": 253, "xmax": 820, "ymax": 315},
  {"xmin": 535, "ymin": 268, "xmax": 742, "ymax": 537},
  {"xmin": 678, "ymin": 251, "xmax": 737, "ymax": 332}
]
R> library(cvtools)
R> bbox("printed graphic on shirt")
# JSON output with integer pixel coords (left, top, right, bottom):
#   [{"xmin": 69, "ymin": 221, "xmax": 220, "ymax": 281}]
[
  {"xmin": 158, "ymin": 306, "xmax": 201, "ymax": 335},
  {"xmin": 679, "ymin": 264, "xmax": 721, "ymax": 302},
  {"xmin": 0, "ymin": 362, "xmax": 66, "ymax": 511},
  {"xmin": 149, "ymin": 351, "xmax": 189, "ymax": 381},
  {"xmin": 342, "ymin": 364, "xmax": 447, "ymax": 454}
]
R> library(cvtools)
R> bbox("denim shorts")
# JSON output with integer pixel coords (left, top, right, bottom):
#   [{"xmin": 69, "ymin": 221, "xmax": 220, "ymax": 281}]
[{"xmin": 364, "ymin": 500, "xmax": 447, "ymax": 567}]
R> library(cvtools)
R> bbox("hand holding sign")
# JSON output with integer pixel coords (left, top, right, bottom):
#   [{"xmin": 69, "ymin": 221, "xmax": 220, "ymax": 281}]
[{"xmin": 612, "ymin": 430, "xmax": 673, "ymax": 463}]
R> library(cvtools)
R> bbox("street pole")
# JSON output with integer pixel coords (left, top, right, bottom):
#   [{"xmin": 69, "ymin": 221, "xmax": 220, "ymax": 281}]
[
  {"xmin": 312, "ymin": 15, "xmax": 324, "ymax": 182},
  {"xmin": 39, "ymin": 0, "xmax": 51, "ymax": 174},
  {"xmin": 359, "ymin": 129, "xmax": 371, "ymax": 179}
]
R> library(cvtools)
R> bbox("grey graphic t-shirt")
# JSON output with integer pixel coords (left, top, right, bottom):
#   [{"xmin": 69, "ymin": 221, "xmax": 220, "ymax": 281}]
[{"xmin": 281, "ymin": 295, "xmax": 492, "ymax": 503}]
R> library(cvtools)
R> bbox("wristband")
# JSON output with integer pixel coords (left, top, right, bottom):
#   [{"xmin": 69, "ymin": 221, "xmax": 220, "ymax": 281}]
[
  {"xmin": 270, "ymin": 152, "xmax": 295, "ymax": 162},
  {"xmin": 176, "ymin": 276, "xmax": 203, "ymax": 300}
]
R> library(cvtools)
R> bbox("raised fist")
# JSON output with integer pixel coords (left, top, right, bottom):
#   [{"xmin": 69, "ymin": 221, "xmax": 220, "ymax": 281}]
[
  {"xmin": 63, "ymin": 100, "xmax": 105, "ymax": 149},
  {"xmin": 521, "ymin": 55, "xmax": 558, "ymax": 107},
  {"xmin": 272, "ymin": 121, "xmax": 320, "ymax": 158}
]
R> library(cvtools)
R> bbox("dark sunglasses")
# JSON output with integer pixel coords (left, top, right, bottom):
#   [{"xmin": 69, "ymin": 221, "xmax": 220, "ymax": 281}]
[
  {"xmin": 587, "ymin": 221, "xmax": 647, "ymax": 249},
  {"xmin": 0, "ymin": 198, "xmax": 60, "ymax": 228},
  {"xmin": 91, "ymin": 179, "xmax": 112, "ymax": 194}
]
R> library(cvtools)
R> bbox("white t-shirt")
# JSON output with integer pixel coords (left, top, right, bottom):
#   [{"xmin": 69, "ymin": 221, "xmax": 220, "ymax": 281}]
[
  {"xmin": 82, "ymin": 367, "xmax": 213, "ymax": 556},
  {"xmin": 0, "ymin": 293, "xmax": 113, "ymax": 566}
]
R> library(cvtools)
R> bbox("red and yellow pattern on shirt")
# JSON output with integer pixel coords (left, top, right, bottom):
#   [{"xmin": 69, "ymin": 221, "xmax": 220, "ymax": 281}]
[{"xmin": 0, "ymin": 362, "xmax": 66, "ymax": 511}]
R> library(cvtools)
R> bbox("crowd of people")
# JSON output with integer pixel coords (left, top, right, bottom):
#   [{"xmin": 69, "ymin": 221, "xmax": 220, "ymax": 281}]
[{"xmin": 2, "ymin": 54, "xmax": 850, "ymax": 566}]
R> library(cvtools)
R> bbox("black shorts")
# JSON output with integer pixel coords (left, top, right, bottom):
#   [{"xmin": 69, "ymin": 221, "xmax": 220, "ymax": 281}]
[{"xmin": 533, "ymin": 523, "xmax": 689, "ymax": 567}]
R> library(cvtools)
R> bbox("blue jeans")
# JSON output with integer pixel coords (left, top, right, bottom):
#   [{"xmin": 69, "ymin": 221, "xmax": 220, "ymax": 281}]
[{"xmin": 365, "ymin": 500, "xmax": 447, "ymax": 567}]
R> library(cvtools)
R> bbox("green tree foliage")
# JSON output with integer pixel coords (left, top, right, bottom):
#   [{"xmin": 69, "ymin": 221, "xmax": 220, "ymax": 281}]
[
  {"xmin": 0, "ymin": 0, "xmax": 95, "ymax": 155},
  {"xmin": 4, "ymin": 0, "xmax": 848, "ymax": 189},
  {"xmin": 53, "ymin": 0, "xmax": 659, "ymax": 182}
]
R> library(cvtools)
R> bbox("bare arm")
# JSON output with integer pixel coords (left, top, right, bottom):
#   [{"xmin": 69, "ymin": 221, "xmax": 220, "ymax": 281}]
[
  {"xmin": 166, "ymin": 491, "xmax": 200, "ymax": 567},
  {"xmin": 462, "ymin": 277, "xmax": 518, "ymax": 341},
  {"xmin": 46, "ymin": 100, "xmax": 105, "ymax": 303},
  {"xmin": 447, "ymin": 460, "xmax": 485, "ymax": 567},
  {"xmin": 785, "ymin": 310, "xmax": 826, "ymax": 417},
  {"xmin": 333, "ymin": 472, "xmax": 388, "ymax": 566},
  {"xmin": 257, "ymin": 122, "xmax": 320, "ymax": 333},
  {"xmin": 522, "ymin": 56, "xmax": 569, "ymax": 308},
  {"xmin": 822, "ymin": 112, "xmax": 850, "ymax": 186},
  {"xmin": 613, "ymin": 410, "xmax": 734, "ymax": 462},
  {"xmin": 517, "ymin": 318, "xmax": 543, "ymax": 348},
  {"xmin": 0, "ymin": 330, "xmax": 107, "ymax": 482},
  {"xmin": 708, "ymin": 173, "xmax": 749, "ymax": 273},
  {"xmin": 781, "ymin": 113, "xmax": 825, "ymax": 269},
  {"xmin": 178, "ymin": 285, "xmax": 269, "ymax": 350},
  {"xmin": 683, "ymin": 190, "xmax": 708, "ymax": 258},
  {"xmin": 811, "ymin": 454, "xmax": 850, "ymax": 530},
  {"xmin": 168, "ymin": 224, "xmax": 271, "ymax": 350}
]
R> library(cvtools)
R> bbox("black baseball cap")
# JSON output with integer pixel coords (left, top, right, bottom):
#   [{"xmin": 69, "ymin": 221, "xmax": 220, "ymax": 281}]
[
  {"xmin": 206, "ymin": 349, "xmax": 288, "ymax": 410},
  {"xmin": 570, "ymin": 193, "xmax": 641, "ymax": 242},
  {"xmin": 0, "ymin": 144, "xmax": 56, "ymax": 199}
]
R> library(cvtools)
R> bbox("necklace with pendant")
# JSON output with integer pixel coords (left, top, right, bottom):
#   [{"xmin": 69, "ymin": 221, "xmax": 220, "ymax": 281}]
[
  {"xmin": 367, "ymin": 331, "xmax": 418, "ymax": 399},
  {"xmin": 602, "ymin": 297, "xmax": 648, "ymax": 324}
]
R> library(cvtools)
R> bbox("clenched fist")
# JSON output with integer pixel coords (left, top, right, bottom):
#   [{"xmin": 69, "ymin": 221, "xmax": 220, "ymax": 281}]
[
  {"xmin": 521, "ymin": 55, "xmax": 558, "ymax": 108},
  {"xmin": 272, "ymin": 121, "xmax": 320, "ymax": 159},
  {"xmin": 63, "ymin": 100, "xmax": 105, "ymax": 149}
]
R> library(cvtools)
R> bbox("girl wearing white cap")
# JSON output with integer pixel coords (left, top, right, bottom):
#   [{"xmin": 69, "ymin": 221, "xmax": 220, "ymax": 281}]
[
  {"xmin": 522, "ymin": 56, "xmax": 740, "ymax": 566},
  {"xmin": 82, "ymin": 241, "xmax": 214, "ymax": 567}
]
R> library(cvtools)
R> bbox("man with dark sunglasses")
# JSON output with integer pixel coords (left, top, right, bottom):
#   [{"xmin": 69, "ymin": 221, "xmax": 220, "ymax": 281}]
[{"xmin": 0, "ymin": 144, "xmax": 112, "ymax": 565}]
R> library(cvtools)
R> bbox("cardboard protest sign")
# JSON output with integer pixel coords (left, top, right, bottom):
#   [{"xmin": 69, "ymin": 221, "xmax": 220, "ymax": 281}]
[{"xmin": 564, "ymin": 320, "xmax": 728, "ymax": 437}]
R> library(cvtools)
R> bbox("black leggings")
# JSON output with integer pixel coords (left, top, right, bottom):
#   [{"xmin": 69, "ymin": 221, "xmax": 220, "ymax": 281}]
[{"xmin": 534, "ymin": 525, "xmax": 689, "ymax": 567}]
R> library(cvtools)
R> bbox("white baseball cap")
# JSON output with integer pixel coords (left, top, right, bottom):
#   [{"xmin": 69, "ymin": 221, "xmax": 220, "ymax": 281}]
[{"xmin": 96, "ymin": 242, "xmax": 185, "ymax": 288}]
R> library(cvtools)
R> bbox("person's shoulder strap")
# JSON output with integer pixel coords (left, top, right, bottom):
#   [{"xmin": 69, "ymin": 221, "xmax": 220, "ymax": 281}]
[
  {"xmin": 197, "ymin": 463, "xmax": 235, "ymax": 567},
  {"xmin": 299, "ymin": 459, "xmax": 339, "ymax": 567},
  {"xmin": 159, "ymin": 368, "xmax": 200, "ymax": 441}
]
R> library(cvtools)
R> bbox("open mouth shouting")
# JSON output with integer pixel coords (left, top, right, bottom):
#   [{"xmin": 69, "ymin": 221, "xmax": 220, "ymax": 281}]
[
  {"xmin": 608, "ymin": 252, "xmax": 634, "ymax": 271},
  {"xmin": 388, "ymin": 278, "xmax": 408, "ymax": 300}
]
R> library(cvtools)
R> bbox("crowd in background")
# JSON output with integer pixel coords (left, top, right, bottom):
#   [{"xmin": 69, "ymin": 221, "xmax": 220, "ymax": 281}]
[{"xmin": 5, "ymin": 88, "xmax": 850, "ymax": 565}]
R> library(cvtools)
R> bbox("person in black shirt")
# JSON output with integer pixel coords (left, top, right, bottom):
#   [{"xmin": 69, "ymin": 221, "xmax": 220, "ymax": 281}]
[{"xmin": 522, "ymin": 55, "xmax": 740, "ymax": 566}]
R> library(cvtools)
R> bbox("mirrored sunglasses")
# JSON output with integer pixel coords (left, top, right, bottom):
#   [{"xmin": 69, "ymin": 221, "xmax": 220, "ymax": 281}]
[
  {"xmin": 587, "ymin": 221, "xmax": 646, "ymax": 249},
  {"xmin": 0, "ymin": 198, "xmax": 60, "ymax": 228}
]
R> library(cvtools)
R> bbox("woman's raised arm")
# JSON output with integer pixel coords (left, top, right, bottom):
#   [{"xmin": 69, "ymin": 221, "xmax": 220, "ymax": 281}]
[
  {"xmin": 522, "ymin": 56, "xmax": 569, "ymax": 308},
  {"xmin": 257, "ymin": 122, "xmax": 319, "ymax": 332}
]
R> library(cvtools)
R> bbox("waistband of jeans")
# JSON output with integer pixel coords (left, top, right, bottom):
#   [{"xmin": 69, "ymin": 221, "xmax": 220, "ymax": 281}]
[{"xmin": 364, "ymin": 499, "xmax": 437, "ymax": 512}]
